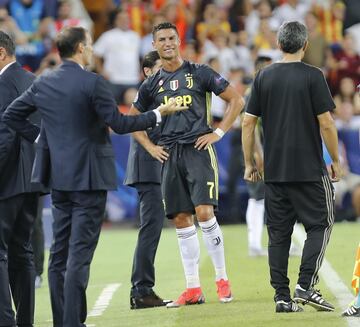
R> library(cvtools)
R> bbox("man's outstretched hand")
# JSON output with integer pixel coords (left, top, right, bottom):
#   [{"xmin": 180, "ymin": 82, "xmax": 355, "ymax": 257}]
[{"xmin": 157, "ymin": 98, "xmax": 188, "ymax": 116}]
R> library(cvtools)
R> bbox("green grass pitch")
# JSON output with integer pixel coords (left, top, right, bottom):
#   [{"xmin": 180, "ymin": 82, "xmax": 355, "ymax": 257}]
[{"xmin": 33, "ymin": 223, "xmax": 358, "ymax": 327}]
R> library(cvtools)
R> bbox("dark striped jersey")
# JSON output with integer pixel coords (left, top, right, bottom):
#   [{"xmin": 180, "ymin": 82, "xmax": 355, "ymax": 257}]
[{"xmin": 133, "ymin": 61, "xmax": 229, "ymax": 146}]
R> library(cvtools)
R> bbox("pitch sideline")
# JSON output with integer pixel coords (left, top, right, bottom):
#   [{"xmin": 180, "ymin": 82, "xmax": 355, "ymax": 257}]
[
  {"xmin": 88, "ymin": 283, "xmax": 122, "ymax": 320},
  {"xmin": 293, "ymin": 224, "xmax": 357, "ymax": 327}
]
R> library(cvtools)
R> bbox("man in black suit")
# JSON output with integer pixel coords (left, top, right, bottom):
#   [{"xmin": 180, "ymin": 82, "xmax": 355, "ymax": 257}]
[
  {"xmin": 0, "ymin": 31, "xmax": 39, "ymax": 327},
  {"xmin": 125, "ymin": 51, "xmax": 169, "ymax": 309},
  {"xmin": 3, "ymin": 27, "xmax": 186, "ymax": 327}
]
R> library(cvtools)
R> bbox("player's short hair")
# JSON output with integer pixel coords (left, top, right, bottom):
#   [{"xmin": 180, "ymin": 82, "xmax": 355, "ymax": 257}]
[
  {"xmin": 255, "ymin": 56, "xmax": 272, "ymax": 72},
  {"xmin": 0, "ymin": 31, "xmax": 15, "ymax": 56},
  {"xmin": 277, "ymin": 21, "xmax": 308, "ymax": 54},
  {"xmin": 142, "ymin": 50, "xmax": 160, "ymax": 73},
  {"xmin": 56, "ymin": 27, "xmax": 87, "ymax": 59},
  {"xmin": 207, "ymin": 57, "xmax": 219, "ymax": 66},
  {"xmin": 152, "ymin": 22, "xmax": 178, "ymax": 40}
]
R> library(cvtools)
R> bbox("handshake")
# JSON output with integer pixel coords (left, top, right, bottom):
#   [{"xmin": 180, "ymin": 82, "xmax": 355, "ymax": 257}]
[{"xmin": 156, "ymin": 97, "xmax": 189, "ymax": 116}]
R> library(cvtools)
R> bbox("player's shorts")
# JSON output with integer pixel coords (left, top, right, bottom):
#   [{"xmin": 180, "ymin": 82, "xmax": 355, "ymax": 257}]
[{"xmin": 161, "ymin": 143, "xmax": 219, "ymax": 218}]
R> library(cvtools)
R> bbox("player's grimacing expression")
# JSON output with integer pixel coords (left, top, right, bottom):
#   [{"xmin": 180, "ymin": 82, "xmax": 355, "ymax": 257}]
[{"xmin": 152, "ymin": 28, "xmax": 180, "ymax": 60}]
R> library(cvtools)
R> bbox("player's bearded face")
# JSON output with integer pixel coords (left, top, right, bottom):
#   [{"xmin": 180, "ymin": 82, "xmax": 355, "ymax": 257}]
[{"xmin": 153, "ymin": 29, "xmax": 180, "ymax": 60}]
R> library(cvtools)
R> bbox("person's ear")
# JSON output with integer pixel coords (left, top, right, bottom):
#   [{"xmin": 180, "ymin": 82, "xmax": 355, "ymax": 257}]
[
  {"xmin": 78, "ymin": 42, "xmax": 85, "ymax": 54},
  {"xmin": 0, "ymin": 47, "xmax": 5, "ymax": 60},
  {"xmin": 152, "ymin": 40, "xmax": 157, "ymax": 50},
  {"xmin": 303, "ymin": 40, "xmax": 308, "ymax": 52},
  {"xmin": 143, "ymin": 67, "xmax": 151, "ymax": 77}
]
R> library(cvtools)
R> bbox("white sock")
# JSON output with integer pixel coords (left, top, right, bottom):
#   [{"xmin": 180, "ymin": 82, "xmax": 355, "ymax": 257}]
[
  {"xmin": 355, "ymin": 294, "xmax": 360, "ymax": 308},
  {"xmin": 198, "ymin": 217, "xmax": 228, "ymax": 281},
  {"xmin": 246, "ymin": 198, "xmax": 264, "ymax": 251},
  {"xmin": 176, "ymin": 225, "xmax": 201, "ymax": 289}
]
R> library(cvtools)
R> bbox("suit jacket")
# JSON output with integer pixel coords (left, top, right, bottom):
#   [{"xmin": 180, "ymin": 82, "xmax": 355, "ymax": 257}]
[
  {"xmin": 124, "ymin": 125, "xmax": 162, "ymax": 186},
  {"xmin": 0, "ymin": 62, "xmax": 42, "ymax": 200},
  {"xmin": 3, "ymin": 60, "xmax": 157, "ymax": 191},
  {"xmin": 31, "ymin": 125, "xmax": 51, "ymax": 189}
]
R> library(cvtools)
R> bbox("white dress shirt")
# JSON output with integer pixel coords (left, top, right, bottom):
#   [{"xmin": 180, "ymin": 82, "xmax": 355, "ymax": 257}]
[{"xmin": 0, "ymin": 61, "xmax": 16, "ymax": 75}]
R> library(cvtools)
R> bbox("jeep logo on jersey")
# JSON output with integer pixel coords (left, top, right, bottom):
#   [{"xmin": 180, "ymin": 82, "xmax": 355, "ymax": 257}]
[
  {"xmin": 185, "ymin": 73, "xmax": 193, "ymax": 89},
  {"xmin": 170, "ymin": 80, "xmax": 179, "ymax": 91},
  {"xmin": 162, "ymin": 95, "xmax": 192, "ymax": 107}
]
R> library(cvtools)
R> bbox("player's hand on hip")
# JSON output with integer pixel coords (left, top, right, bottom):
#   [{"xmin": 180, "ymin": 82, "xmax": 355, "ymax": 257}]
[
  {"xmin": 157, "ymin": 98, "xmax": 188, "ymax": 116},
  {"xmin": 194, "ymin": 132, "xmax": 220, "ymax": 150},
  {"xmin": 149, "ymin": 144, "xmax": 169, "ymax": 163},
  {"xmin": 244, "ymin": 165, "xmax": 263, "ymax": 183},
  {"xmin": 330, "ymin": 161, "xmax": 343, "ymax": 182}
]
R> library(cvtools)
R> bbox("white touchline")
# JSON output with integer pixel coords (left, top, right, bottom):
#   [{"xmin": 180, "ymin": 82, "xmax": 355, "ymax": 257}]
[
  {"xmin": 293, "ymin": 224, "xmax": 358, "ymax": 327},
  {"xmin": 88, "ymin": 283, "xmax": 122, "ymax": 318}
]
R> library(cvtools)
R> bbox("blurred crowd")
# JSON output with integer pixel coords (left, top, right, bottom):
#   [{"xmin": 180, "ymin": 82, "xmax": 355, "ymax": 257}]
[{"xmin": 1, "ymin": 0, "xmax": 359, "ymax": 220}]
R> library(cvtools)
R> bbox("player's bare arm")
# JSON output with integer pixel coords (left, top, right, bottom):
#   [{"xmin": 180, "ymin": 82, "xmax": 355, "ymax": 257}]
[
  {"xmin": 242, "ymin": 113, "xmax": 262, "ymax": 182},
  {"xmin": 195, "ymin": 85, "xmax": 244, "ymax": 150},
  {"xmin": 129, "ymin": 101, "xmax": 189, "ymax": 163},
  {"xmin": 128, "ymin": 105, "xmax": 168, "ymax": 163},
  {"xmin": 128, "ymin": 106, "xmax": 169, "ymax": 163},
  {"xmin": 317, "ymin": 111, "xmax": 343, "ymax": 182},
  {"xmin": 253, "ymin": 127, "xmax": 264, "ymax": 174}
]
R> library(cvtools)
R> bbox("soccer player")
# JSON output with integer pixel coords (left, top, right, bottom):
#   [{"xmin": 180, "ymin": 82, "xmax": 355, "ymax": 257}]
[
  {"xmin": 245, "ymin": 56, "xmax": 301, "ymax": 258},
  {"xmin": 342, "ymin": 243, "xmax": 360, "ymax": 317},
  {"xmin": 342, "ymin": 88, "xmax": 360, "ymax": 318},
  {"xmin": 244, "ymin": 56, "xmax": 271, "ymax": 257},
  {"xmin": 129, "ymin": 22, "xmax": 244, "ymax": 307},
  {"xmin": 125, "ymin": 50, "xmax": 171, "ymax": 309},
  {"xmin": 242, "ymin": 21, "xmax": 343, "ymax": 313}
]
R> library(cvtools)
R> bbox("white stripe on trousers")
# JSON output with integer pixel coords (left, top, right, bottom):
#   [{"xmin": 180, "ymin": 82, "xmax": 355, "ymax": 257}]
[{"xmin": 309, "ymin": 175, "xmax": 335, "ymax": 287}]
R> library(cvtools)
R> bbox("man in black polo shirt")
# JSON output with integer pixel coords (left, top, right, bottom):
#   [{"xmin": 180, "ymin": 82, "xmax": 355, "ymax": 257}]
[{"xmin": 242, "ymin": 21, "xmax": 343, "ymax": 313}]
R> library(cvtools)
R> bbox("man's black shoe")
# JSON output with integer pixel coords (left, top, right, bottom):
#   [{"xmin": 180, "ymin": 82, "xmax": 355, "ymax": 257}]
[
  {"xmin": 293, "ymin": 287, "xmax": 335, "ymax": 312},
  {"xmin": 276, "ymin": 300, "xmax": 304, "ymax": 313},
  {"xmin": 130, "ymin": 292, "xmax": 172, "ymax": 309},
  {"xmin": 342, "ymin": 305, "xmax": 360, "ymax": 317}
]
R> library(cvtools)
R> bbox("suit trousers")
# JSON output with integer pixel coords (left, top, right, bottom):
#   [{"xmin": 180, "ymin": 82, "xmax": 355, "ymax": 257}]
[
  {"xmin": 226, "ymin": 130, "xmax": 244, "ymax": 223},
  {"xmin": 265, "ymin": 176, "xmax": 335, "ymax": 302},
  {"xmin": 32, "ymin": 196, "xmax": 44, "ymax": 276},
  {"xmin": 130, "ymin": 183, "xmax": 165, "ymax": 297},
  {"xmin": 0, "ymin": 192, "xmax": 38, "ymax": 327},
  {"xmin": 48, "ymin": 190, "xmax": 106, "ymax": 327}
]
